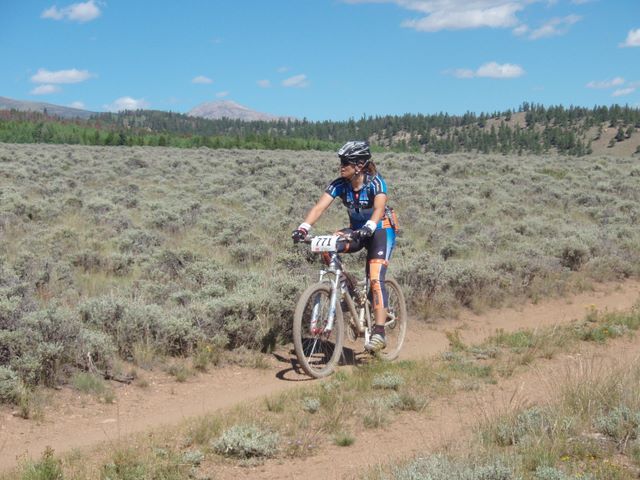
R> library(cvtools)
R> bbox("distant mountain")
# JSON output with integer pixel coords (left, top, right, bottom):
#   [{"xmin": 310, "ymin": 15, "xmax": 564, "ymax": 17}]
[
  {"xmin": 188, "ymin": 100, "xmax": 293, "ymax": 122},
  {"xmin": 0, "ymin": 96, "xmax": 95, "ymax": 119}
]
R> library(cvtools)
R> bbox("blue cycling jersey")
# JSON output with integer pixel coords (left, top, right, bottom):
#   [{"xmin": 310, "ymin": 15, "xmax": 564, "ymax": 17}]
[{"xmin": 325, "ymin": 174, "xmax": 388, "ymax": 230}]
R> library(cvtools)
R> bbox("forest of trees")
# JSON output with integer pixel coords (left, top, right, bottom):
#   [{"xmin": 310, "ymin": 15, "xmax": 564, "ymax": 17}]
[{"xmin": 1, "ymin": 103, "xmax": 638, "ymax": 156}]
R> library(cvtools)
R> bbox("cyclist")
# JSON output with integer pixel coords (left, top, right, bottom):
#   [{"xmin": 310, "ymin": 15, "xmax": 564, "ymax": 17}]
[{"xmin": 291, "ymin": 141, "xmax": 398, "ymax": 352}]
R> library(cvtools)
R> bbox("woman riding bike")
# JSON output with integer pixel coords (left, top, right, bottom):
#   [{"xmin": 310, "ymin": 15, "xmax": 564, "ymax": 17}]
[{"xmin": 291, "ymin": 141, "xmax": 398, "ymax": 353}]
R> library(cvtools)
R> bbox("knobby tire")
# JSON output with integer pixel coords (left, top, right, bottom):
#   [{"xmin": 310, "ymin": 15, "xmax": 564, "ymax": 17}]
[
  {"xmin": 293, "ymin": 283, "xmax": 344, "ymax": 378},
  {"xmin": 378, "ymin": 277, "xmax": 407, "ymax": 361}
]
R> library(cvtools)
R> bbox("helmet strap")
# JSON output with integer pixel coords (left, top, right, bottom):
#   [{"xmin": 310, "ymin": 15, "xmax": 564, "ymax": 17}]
[{"xmin": 356, "ymin": 159, "xmax": 370, "ymax": 175}]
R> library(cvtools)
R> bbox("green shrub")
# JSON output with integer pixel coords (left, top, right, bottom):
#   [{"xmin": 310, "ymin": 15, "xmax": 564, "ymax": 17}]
[
  {"xmin": 85, "ymin": 198, "xmax": 114, "ymax": 216},
  {"xmin": 192, "ymin": 338, "xmax": 225, "ymax": 371},
  {"xmin": 558, "ymin": 243, "xmax": 589, "ymax": 271},
  {"xmin": 333, "ymin": 432, "xmax": 355, "ymax": 447},
  {"xmin": 213, "ymin": 424, "xmax": 279, "ymax": 459},
  {"xmin": 228, "ymin": 244, "xmax": 264, "ymax": 265},
  {"xmin": 489, "ymin": 407, "xmax": 554, "ymax": 447},
  {"xmin": 181, "ymin": 449, "xmax": 204, "ymax": 466},
  {"xmin": 80, "ymin": 297, "xmax": 200, "ymax": 358},
  {"xmin": 10, "ymin": 306, "xmax": 83, "ymax": 386},
  {"xmin": 302, "ymin": 397, "xmax": 321, "ymax": 413},
  {"xmin": 117, "ymin": 229, "xmax": 161, "ymax": 254},
  {"xmin": 444, "ymin": 260, "xmax": 499, "ymax": 308},
  {"xmin": 101, "ymin": 448, "xmax": 147, "ymax": 480},
  {"xmin": 390, "ymin": 455, "xmax": 513, "ymax": 480},
  {"xmin": 0, "ymin": 366, "xmax": 21, "ymax": 404},
  {"xmin": 534, "ymin": 466, "xmax": 570, "ymax": 480},
  {"xmin": 21, "ymin": 447, "xmax": 63, "ymax": 480},
  {"xmin": 594, "ymin": 405, "xmax": 640, "ymax": 445},
  {"xmin": 372, "ymin": 372, "xmax": 405, "ymax": 390},
  {"xmin": 76, "ymin": 328, "xmax": 116, "ymax": 373}
]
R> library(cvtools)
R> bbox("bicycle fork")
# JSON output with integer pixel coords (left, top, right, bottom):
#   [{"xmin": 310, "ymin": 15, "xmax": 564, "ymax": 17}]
[{"xmin": 311, "ymin": 269, "xmax": 341, "ymax": 335}]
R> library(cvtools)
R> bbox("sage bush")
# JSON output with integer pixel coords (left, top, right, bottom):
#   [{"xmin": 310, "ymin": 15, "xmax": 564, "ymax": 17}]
[{"xmin": 1, "ymin": 143, "xmax": 640, "ymax": 398}]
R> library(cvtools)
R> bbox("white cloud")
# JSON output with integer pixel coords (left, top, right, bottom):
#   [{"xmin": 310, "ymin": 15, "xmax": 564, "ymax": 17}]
[
  {"xmin": 31, "ymin": 68, "xmax": 93, "ymax": 84},
  {"xmin": 41, "ymin": 0, "xmax": 101, "ymax": 23},
  {"xmin": 477, "ymin": 62, "xmax": 524, "ymax": 78},
  {"xmin": 30, "ymin": 84, "xmax": 61, "ymax": 95},
  {"xmin": 192, "ymin": 75, "xmax": 213, "ymax": 84},
  {"xmin": 277, "ymin": 66, "xmax": 290, "ymax": 73},
  {"xmin": 41, "ymin": 6, "xmax": 64, "ymax": 20},
  {"xmin": 528, "ymin": 14, "xmax": 581, "ymax": 39},
  {"xmin": 69, "ymin": 101, "xmax": 85, "ymax": 109},
  {"xmin": 612, "ymin": 87, "xmax": 636, "ymax": 97},
  {"xmin": 103, "ymin": 97, "xmax": 149, "ymax": 112},
  {"xmin": 403, "ymin": 3, "xmax": 523, "ymax": 31},
  {"xmin": 216, "ymin": 91, "xmax": 229, "ymax": 98},
  {"xmin": 282, "ymin": 74, "xmax": 309, "ymax": 88},
  {"xmin": 512, "ymin": 24, "xmax": 529, "ymax": 36},
  {"xmin": 346, "ymin": 1, "xmax": 529, "ymax": 32},
  {"xmin": 257, "ymin": 79, "xmax": 272, "ymax": 88},
  {"xmin": 620, "ymin": 28, "xmax": 640, "ymax": 48},
  {"xmin": 452, "ymin": 68, "xmax": 475, "ymax": 78},
  {"xmin": 586, "ymin": 77, "xmax": 625, "ymax": 89},
  {"xmin": 450, "ymin": 62, "xmax": 525, "ymax": 79}
]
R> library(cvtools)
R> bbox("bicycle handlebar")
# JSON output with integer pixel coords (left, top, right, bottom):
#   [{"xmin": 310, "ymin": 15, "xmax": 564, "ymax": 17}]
[{"xmin": 299, "ymin": 233, "xmax": 354, "ymax": 245}]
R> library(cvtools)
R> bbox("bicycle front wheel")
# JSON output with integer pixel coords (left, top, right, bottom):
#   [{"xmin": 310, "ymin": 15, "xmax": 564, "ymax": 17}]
[
  {"xmin": 293, "ymin": 283, "xmax": 344, "ymax": 378},
  {"xmin": 379, "ymin": 277, "xmax": 407, "ymax": 361}
]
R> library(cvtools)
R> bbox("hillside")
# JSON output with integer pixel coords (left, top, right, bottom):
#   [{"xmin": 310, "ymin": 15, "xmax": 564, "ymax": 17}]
[
  {"xmin": 0, "ymin": 102, "xmax": 639, "ymax": 156},
  {"xmin": 0, "ymin": 96, "xmax": 95, "ymax": 119}
]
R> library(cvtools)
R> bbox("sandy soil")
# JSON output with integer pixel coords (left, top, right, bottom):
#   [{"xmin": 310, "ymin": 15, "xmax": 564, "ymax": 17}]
[{"xmin": 1, "ymin": 279, "xmax": 639, "ymax": 475}]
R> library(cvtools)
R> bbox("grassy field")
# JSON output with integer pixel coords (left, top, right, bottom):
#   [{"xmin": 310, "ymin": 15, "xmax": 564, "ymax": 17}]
[{"xmin": 1, "ymin": 143, "xmax": 640, "ymax": 399}]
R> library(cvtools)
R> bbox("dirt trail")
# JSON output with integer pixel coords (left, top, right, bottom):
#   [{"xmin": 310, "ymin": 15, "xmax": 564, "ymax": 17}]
[
  {"xmin": 214, "ymin": 312, "xmax": 640, "ymax": 480},
  {"xmin": 1, "ymin": 280, "xmax": 639, "ymax": 473}
]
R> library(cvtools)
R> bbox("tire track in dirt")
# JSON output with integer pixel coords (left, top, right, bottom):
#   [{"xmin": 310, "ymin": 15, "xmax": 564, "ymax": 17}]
[{"xmin": 1, "ymin": 280, "xmax": 639, "ymax": 472}]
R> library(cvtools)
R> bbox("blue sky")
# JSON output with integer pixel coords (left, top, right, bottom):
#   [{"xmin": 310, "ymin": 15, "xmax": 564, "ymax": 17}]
[{"xmin": 1, "ymin": 0, "xmax": 639, "ymax": 121}]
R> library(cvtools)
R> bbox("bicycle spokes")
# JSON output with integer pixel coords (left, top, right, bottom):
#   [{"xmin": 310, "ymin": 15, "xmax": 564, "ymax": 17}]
[{"xmin": 293, "ymin": 284, "xmax": 344, "ymax": 377}]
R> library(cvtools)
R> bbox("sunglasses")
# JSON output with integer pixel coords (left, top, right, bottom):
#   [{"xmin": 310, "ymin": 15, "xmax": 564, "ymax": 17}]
[{"xmin": 340, "ymin": 158, "xmax": 357, "ymax": 167}]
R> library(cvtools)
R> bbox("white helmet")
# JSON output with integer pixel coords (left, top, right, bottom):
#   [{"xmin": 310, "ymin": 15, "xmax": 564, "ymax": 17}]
[{"xmin": 337, "ymin": 141, "xmax": 371, "ymax": 164}]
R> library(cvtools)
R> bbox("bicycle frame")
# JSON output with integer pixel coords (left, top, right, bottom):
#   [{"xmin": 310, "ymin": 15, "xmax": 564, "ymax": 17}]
[
  {"xmin": 293, "ymin": 233, "xmax": 408, "ymax": 377},
  {"xmin": 316, "ymin": 251, "xmax": 372, "ymax": 341}
]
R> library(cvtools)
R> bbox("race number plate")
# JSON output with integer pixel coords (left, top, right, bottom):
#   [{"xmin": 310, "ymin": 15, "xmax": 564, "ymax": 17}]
[{"xmin": 310, "ymin": 235, "xmax": 339, "ymax": 253}]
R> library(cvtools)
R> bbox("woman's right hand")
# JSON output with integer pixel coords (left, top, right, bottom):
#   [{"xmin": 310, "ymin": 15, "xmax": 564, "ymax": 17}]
[{"xmin": 291, "ymin": 223, "xmax": 310, "ymax": 243}]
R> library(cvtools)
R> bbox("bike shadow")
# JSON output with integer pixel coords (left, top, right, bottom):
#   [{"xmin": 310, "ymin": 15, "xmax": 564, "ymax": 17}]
[
  {"xmin": 272, "ymin": 350, "xmax": 312, "ymax": 381},
  {"xmin": 272, "ymin": 345, "xmax": 367, "ymax": 382}
]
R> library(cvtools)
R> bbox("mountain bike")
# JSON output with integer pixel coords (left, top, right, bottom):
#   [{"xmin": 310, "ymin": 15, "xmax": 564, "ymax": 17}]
[{"xmin": 293, "ymin": 234, "xmax": 407, "ymax": 378}]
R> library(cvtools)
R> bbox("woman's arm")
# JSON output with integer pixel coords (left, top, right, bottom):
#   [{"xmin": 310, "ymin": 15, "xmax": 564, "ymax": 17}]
[
  {"xmin": 301, "ymin": 192, "xmax": 335, "ymax": 227},
  {"xmin": 369, "ymin": 193, "xmax": 387, "ymax": 225},
  {"xmin": 356, "ymin": 193, "xmax": 387, "ymax": 237}
]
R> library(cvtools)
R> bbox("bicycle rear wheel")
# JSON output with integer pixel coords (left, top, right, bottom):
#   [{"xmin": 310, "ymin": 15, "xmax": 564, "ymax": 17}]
[
  {"xmin": 293, "ymin": 283, "xmax": 344, "ymax": 378},
  {"xmin": 379, "ymin": 277, "xmax": 407, "ymax": 361}
]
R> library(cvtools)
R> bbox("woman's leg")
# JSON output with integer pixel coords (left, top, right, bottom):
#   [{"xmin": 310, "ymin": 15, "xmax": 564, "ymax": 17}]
[{"xmin": 365, "ymin": 228, "xmax": 396, "ymax": 351}]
